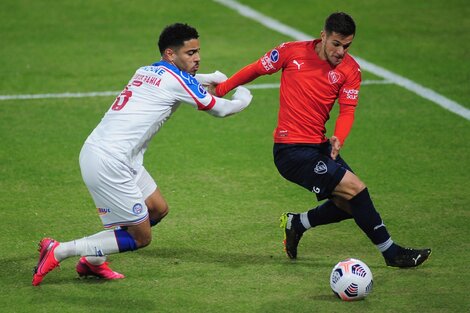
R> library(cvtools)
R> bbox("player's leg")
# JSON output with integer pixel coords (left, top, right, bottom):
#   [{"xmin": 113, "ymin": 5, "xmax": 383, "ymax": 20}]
[
  {"xmin": 75, "ymin": 169, "xmax": 167, "ymax": 279},
  {"xmin": 275, "ymin": 143, "xmax": 352, "ymax": 258},
  {"xmin": 334, "ymin": 171, "xmax": 431, "ymax": 267},
  {"xmin": 133, "ymin": 166, "xmax": 169, "ymax": 227},
  {"xmin": 286, "ymin": 152, "xmax": 356, "ymax": 234},
  {"xmin": 147, "ymin": 189, "xmax": 169, "ymax": 226},
  {"xmin": 33, "ymin": 226, "xmax": 141, "ymax": 285},
  {"xmin": 76, "ymin": 165, "xmax": 164, "ymax": 278},
  {"xmin": 32, "ymin": 147, "xmax": 151, "ymax": 285}
]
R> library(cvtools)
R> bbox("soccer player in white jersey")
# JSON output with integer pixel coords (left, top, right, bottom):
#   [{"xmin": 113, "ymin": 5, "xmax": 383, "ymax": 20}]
[{"xmin": 32, "ymin": 23, "xmax": 253, "ymax": 286}]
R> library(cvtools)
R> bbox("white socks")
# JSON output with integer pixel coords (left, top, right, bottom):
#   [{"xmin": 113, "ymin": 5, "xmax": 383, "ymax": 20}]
[{"xmin": 53, "ymin": 229, "xmax": 120, "ymax": 262}]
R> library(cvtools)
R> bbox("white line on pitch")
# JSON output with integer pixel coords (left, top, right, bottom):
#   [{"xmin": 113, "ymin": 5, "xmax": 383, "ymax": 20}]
[{"xmin": 0, "ymin": 80, "xmax": 390, "ymax": 101}]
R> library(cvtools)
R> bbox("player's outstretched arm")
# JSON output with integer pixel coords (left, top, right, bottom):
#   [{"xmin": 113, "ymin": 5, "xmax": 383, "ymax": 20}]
[
  {"xmin": 215, "ymin": 62, "xmax": 261, "ymax": 97},
  {"xmin": 194, "ymin": 71, "xmax": 227, "ymax": 86},
  {"xmin": 207, "ymin": 86, "xmax": 253, "ymax": 117}
]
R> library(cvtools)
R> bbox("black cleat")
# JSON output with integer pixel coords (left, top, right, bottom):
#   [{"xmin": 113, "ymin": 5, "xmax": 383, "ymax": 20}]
[
  {"xmin": 385, "ymin": 247, "xmax": 432, "ymax": 268},
  {"xmin": 279, "ymin": 213, "xmax": 304, "ymax": 259}
]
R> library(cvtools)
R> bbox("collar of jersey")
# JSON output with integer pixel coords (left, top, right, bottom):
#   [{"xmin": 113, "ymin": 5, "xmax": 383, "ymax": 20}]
[{"xmin": 152, "ymin": 60, "xmax": 181, "ymax": 74}]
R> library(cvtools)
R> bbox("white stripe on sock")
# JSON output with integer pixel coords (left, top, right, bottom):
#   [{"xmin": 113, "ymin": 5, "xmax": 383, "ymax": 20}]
[
  {"xmin": 300, "ymin": 213, "xmax": 311, "ymax": 230},
  {"xmin": 376, "ymin": 238, "xmax": 394, "ymax": 252}
]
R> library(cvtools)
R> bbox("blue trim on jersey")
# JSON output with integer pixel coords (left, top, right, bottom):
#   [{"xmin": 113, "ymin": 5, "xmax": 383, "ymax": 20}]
[{"xmin": 149, "ymin": 61, "xmax": 207, "ymax": 99}]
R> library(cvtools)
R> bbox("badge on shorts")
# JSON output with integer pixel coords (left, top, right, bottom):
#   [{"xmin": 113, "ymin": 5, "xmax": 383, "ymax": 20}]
[
  {"xmin": 314, "ymin": 161, "xmax": 327, "ymax": 174},
  {"xmin": 133, "ymin": 203, "xmax": 143, "ymax": 215}
]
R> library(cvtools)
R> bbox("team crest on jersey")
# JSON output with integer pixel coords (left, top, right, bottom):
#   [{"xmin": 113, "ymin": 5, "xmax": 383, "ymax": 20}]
[
  {"xmin": 328, "ymin": 70, "xmax": 342, "ymax": 84},
  {"xmin": 133, "ymin": 203, "xmax": 143, "ymax": 215},
  {"xmin": 314, "ymin": 161, "xmax": 328, "ymax": 174}
]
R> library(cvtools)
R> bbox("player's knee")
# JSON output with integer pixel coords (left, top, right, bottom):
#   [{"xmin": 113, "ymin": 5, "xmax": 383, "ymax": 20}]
[
  {"xmin": 141, "ymin": 235, "xmax": 152, "ymax": 248},
  {"xmin": 146, "ymin": 195, "xmax": 169, "ymax": 221},
  {"xmin": 335, "ymin": 171, "xmax": 367, "ymax": 199},
  {"xmin": 135, "ymin": 233, "xmax": 152, "ymax": 248},
  {"xmin": 126, "ymin": 224, "xmax": 152, "ymax": 248},
  {"xmin": 351, "ymin": 179, "xmax": 366, "ymax": 195},
  {"xmin": 149, "ymin": 204, "xmax": 169, "ymax": 227},
  {"xmin": 159, "ymin": 203, "xmax": 169, "ymax": 218}
]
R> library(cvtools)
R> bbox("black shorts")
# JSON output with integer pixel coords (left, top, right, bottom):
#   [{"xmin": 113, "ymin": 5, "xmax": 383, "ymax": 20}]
[{"xmin": 273, "ymin": 142, "xmax": 353, "ymax": 201}]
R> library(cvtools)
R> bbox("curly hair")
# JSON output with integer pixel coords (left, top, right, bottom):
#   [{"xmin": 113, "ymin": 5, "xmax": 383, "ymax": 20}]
[{"xmin": 158, "ymin": 23, "xmax": 199, "ymax": 55}]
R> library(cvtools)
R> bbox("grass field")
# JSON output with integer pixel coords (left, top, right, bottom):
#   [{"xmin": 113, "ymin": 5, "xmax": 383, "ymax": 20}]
[{"xmin": 1, "ymin": 0, "xmax": 469, "ymax": 312}]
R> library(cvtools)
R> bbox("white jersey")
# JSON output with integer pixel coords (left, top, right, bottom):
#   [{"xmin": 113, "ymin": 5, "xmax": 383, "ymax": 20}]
[{"xmin": 84, "ymin": 61, "xmax": 250, "ymax": 169}]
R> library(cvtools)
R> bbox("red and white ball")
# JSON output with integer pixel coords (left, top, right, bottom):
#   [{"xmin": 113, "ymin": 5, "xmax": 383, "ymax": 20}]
[{"xmin": 330, "ymin": 258, "xmax": 373, "ymax": 301}]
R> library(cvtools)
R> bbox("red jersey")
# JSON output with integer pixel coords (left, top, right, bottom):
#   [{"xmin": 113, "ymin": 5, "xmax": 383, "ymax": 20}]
[{"xmin": 217, "ymin": 40, "xmax": 361, "ymax": 145}]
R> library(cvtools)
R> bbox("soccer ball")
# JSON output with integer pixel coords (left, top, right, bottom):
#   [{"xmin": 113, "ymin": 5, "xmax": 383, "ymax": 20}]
[{"xmin": 330, "ymin": 258, "xmax": 373, "ymax": 301}]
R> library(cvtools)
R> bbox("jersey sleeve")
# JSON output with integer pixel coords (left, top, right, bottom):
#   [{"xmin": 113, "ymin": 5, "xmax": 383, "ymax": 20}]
[
  {"xmin": 215, "ymin": 62, "xmax": 261, "ymax": 97},
  {"xmin": 338, "ymin": 64, "xmax": 361, "ymax": 106},
  {"xmin": 208, "ymin": 86, "xmax": 253, "ymax": 117},
  {"xmin": 166, "ymin": 68, "xmax": 217, "ymax": 111},
  {"xmin": 333, "ymin": 104, "xmax": 356, "ymax": 145},
  {"xmin": 334, "ymin": 61, "xmax": 362, "ymax": 144},
  {"xmin": 216, "ymin": 43, "xmax": 291, "ymax": 97},
  {"xmin": 166, "ymin": 69, "xmax": 252, "ymax": 117},
  {"xmin": 255, "ymin": 43, "xmax": 290, "ymax": 75}
]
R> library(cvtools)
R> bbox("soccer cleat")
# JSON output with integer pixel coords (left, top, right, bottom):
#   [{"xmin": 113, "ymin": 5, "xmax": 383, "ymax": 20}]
[
  {"xmin": 279, "ymin": 212, "xmax": 304, "ymax": 259},
  {"xmin": 32, "ymin": 238, "xmax": 60, "ymax": 286},
  {"xmin": 385, "ymin": 247, "xmax": 432, "ymax": 268},
  {"xmin": 76, "ymin": 257, "xmax": 125, "ymax": 280}
]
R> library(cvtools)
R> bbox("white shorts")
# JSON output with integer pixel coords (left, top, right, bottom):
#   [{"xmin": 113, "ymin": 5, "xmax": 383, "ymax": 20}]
[{"xmin": 79, "ymin": 144, "xmax": 156, "ymax": 228}]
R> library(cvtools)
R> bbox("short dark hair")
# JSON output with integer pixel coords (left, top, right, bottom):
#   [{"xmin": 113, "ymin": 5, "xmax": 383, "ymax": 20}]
[
  {"xmin": 324, "ymin": 12, "xmax": 356, "ymax": 37},
  {"xmin": 158, "ymin": 23, "xmax": 199, "ymax": 55}
]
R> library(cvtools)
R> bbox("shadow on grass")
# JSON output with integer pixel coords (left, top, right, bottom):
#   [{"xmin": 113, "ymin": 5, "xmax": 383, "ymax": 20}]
[{"xmin": 139, "ymin": 245, "xmax": 333, "ymax": 269}]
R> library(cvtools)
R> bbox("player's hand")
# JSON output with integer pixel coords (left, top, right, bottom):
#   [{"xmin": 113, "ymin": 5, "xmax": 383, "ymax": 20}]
[
  {"xmin": 232, "ymin": 86, "xmax": 253, "ymax": 106},
  {"xmin": 206, "ymin": 84, "xmax": 217, "ymax": 95},
  {"xmin": 329, "ymin": 136, "xmax": 341, "ymax": 160}
]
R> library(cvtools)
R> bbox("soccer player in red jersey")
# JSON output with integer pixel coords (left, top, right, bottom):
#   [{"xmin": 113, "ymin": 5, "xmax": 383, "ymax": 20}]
[{"xmin": 214, "ymin": 12, "xmax": 431, "ymax": 267}]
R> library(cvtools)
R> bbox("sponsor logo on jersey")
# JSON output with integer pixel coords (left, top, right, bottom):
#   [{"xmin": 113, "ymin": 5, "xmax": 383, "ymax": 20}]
[
  {"xmin": 312, "ymin": 186, "xmax": 321, "ymax": 194},
  {"xmin": 133, "ymin": 75, "xmax": 161, "ymax": 87},
  {"xmin": 343, "ymin": 88, "xmax": 359, "ymax": 100},
  {"xmin": 133, "ymin": 203, "xmax": 143, "ymax": 215},
  {"xmin": 328, "ymin": 70, "xmax": 342, "ymax": 84},
  {"xmin": 198, "ymin": 84, "xmax": 207, "ymax": 95},
  {"xmin": 270, "ymin": 49, "xmax": 280, "ymax": 63},
  {"xmin": 292, "ymin": 60, "xmax": 304, "ymax": 70},
  {"xmin": 143, "ymin": 66, "xmax": 166, "ymax": 76},
  {"xmin": 261, "ymin": 54, "xmax": 275, "ymax": 71},
  {"xmin": 314, "ymin": 161, "xmax": 328, "ymax": 174},
  {"xmin": 98, "ymin": 208, "xmax": 111, "ymax": 215}
]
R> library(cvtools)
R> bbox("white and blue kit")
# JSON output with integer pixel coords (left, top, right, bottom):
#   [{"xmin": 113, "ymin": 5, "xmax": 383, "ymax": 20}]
[{"xmin": 79, "ymin": 61, "xmax": 252, "ymax": 228}]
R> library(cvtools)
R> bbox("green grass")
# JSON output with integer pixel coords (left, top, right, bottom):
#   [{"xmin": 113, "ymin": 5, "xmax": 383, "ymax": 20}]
[{"xmin": 1, "ymin": 0, "xmax": 469, "ymax": 312}]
